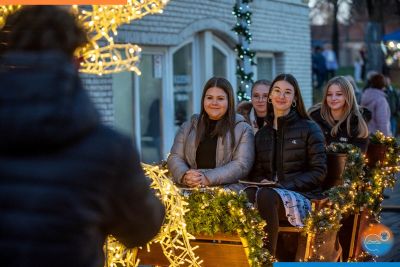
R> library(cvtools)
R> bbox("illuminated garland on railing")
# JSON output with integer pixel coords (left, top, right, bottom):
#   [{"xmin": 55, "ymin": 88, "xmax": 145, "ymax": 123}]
[
  {"xmin": 361, "ymin": 131, "xmax": 400, "ymax": 216},
  {"xmin": 184, "ymin": 187, "xmax": 275, "ymax": 267},
  {"xmin": 303, "ymin": 143, "xmax": 365, "ymax": 235},
  {"xmin": 303, "ymin": 135, "xmax": 400, "ymax": 261}
]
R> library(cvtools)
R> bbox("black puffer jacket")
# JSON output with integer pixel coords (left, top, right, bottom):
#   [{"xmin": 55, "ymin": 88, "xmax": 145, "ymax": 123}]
[
  {"xmin": 0, "ymin": 52, "xmax": 165, "ymax": 267},
  {"xmin": 309, "ymin": 107, "xmax": 369, "ymax": 152},
  {"xmin": 250, "ymin": 110, "xmax": 326, "ymax": 199}
]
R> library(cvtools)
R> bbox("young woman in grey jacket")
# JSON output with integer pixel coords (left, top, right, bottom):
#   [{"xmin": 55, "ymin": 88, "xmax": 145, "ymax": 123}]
[{"xmin": 167, "ymin": 77, "xmax": 254, "ymax": 188}]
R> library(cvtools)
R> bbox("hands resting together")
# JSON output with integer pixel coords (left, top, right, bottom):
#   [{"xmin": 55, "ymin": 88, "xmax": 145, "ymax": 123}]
[{"xmin": 182, "ymin": 169, "xmax": 210, "ymax": 187}]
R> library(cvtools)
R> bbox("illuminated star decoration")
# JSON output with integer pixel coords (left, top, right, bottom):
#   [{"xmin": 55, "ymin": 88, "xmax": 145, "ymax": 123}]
[
  {"xmin": 105, "ymin": 163, "xmax": 201, "ymax": 267},
  {"xmin": 0, "ymin": 1, "xmax": 170, "ymax": 76},
  {"xmin": 73, "ymin": 1, "xmax": 170, "ymax": 75}
]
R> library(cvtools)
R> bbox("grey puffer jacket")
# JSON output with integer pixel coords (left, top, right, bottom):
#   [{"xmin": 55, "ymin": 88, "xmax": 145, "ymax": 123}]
[{"xmin": 167, "ymin": 114, "xmax": 254, "ymax": 185}]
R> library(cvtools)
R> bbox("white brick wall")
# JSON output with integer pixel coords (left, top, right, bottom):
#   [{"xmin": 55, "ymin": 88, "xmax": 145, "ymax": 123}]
[
  {"xmin": 251, "ymin": 0, "xmax": 312, "ymax": 107},
  {"xmin": 83, "ymin": 0, "xmax": 312, "ymax": 124},
  {"xmin": 80, "ymin": 74, "xmax": 114, "ymax": 125}
]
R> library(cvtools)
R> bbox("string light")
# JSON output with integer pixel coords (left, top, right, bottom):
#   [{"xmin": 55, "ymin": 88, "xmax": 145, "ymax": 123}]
[
  {"xmin": 184, "ymin": 186, "xmax": 275, "ymax": 266},
  {"xmin": 303, "ymin": 134, "xmax": 400, "ymax": 261},
  {"xmin": 106, "ymin": 163, "xmax": 200, "ymax": 267},
  {"xmin": 232, "ymin": 0, "xmax": 255, "ymax": 101},
  {"xmin": 382, "ymin": 40, "xmax": 400, "ymax": 67},
  {"xmin": 0, "ymin": 1, "xmax": 170, "ymax": 76}
]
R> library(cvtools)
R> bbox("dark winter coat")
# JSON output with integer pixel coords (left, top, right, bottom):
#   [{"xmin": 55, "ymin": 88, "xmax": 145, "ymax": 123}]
[
  {"xmin": 309, "ymin": 107, "xmax": 369, "ymax": 153},
  {"xmin": 0, "ymin": 52, "xmax": 165, "ymax": 267},
  {"xmin": 249, "ymin": 110, "xmax": 327, "ymax": 199}
]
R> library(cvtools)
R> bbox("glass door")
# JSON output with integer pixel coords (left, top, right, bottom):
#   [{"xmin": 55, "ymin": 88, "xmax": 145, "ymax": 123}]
[
  {"xmin": 173, "ymin": 43, "xmax": 193, "ymax": 130},
  {"xmin": 138, "ymin": 53, "xmax": 163, "ymax": 163}
]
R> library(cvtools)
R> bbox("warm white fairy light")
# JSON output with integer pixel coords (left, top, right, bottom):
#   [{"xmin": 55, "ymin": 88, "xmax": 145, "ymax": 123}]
[
  {"xmin": 105, "ymin": 163, "xmax": 201, "ymax": 267},
  {"xmin": 0, "ymin": 1, "xmax": 170, "ymax": 75}
]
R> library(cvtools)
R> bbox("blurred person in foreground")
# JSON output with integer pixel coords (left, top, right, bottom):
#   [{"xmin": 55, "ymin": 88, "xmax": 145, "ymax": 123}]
[{"xmin": 0, "ymin": 6, "xmax": 164, "ymax": 267}]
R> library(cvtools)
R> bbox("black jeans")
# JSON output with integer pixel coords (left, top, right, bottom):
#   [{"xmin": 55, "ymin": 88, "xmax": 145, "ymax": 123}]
[{"xmin": 245, "ymin": 187, "xmax": 286, "ymax": 256}]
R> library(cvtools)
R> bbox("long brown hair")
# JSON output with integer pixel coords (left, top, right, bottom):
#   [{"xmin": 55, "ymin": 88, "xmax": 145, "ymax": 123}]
[
  {"xmin": 320, "ymin": 76, "xmax": 368, "ymax": 138},
  {"xmin": 196, "ymin": 77, "xmax": 236, "ymax": 149},
  {"xmin": 267, "ymin": 73, "xmax": 309, "ymax": 119}
]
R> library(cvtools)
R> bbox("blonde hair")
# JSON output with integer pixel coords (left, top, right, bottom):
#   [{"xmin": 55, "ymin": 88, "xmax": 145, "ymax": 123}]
[{"xmin": 320, "ymin": 76, "xmax": 368, "ymax": 138}]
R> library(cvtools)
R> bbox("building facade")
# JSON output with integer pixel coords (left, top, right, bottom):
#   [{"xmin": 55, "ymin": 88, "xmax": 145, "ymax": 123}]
[{"xmin": 82, "ymin": 0, "xmax": 312, "ymax": 163}]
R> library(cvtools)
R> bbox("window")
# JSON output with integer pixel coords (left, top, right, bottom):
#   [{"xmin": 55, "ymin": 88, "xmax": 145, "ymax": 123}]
[
  {"xmin": 138, "ymin": 54, "xmax": 163, "ymax": 163},
  {"xmin": 213, "ymin": 46, "xmax": 227, "ymax": 78},
  {"xmin": 256, "ymin": 55, "xmax": 275, "ymax": 81},
  {"xmin": 173, "ymin": 43, "xmax": 193, "ymax": 128}
]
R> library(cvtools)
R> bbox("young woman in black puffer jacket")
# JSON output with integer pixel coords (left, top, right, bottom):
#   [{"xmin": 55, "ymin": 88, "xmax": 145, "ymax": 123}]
[
  {"xmin": 309, "ymin": 76, "xmax": 369, "ymax": 153},
  {"xmin": 246, "ymin": 74, "xmax": 326, "ymax": 257}
]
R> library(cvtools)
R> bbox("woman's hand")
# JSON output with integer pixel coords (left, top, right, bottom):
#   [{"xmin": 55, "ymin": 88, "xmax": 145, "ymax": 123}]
[
  {"xmin": 183, "ymin": 170, "xmax": 210, "ymax": 187},
  {"xmin": 183, "ymin": 170, "xmax": 202, "ymax": 187}
]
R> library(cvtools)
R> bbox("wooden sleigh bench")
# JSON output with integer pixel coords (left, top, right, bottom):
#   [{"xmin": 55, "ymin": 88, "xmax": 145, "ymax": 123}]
[
  {"xmin": 138, "ymin": 233, "xmax": 249, "ymax": 267},
  {"xmin": 136, "ymin": 199, "xmax": 340, "ymax": 266},
  {"xmin": 128, "ymin": 138, "xmax": 398, "ymax": 266}
]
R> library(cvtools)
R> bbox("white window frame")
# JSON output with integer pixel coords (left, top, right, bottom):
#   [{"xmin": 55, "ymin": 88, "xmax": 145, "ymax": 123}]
[
  {"xmin": 254, "ymin": 52, "xmax": 276, "ymax": 82},
  {"xmin": 212, "ymin": 34, "xmax": 237, "ymax": 91},
  {"xmin": 133, "ymin": 47, "xmax": 168, "ymax": 158}
]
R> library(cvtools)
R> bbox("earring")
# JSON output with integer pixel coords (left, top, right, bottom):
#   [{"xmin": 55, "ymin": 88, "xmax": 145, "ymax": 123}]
[
  {"xmin": 292, "ymin": 101, "xmax": 297, "ymax": 107},
  {"xmin": 268, "ymin": 98, "xmax": 272, "ymax": 103}
]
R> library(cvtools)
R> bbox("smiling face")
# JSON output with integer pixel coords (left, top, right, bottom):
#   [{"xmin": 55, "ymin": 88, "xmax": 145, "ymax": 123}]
[
  {"xmin": 269, "ymin": 80, "xmax": 295, "ymax": 115},
  {"xmin": 326, "ymin": 83, "xmax": 346, "ymax": 116},
  {"xmin": 251, "ymin": 84, "xmax": 270, "ymax": 116},
  {"xmin": 203, "ymin": 86, "xmax": 228, "ymax": 120}
]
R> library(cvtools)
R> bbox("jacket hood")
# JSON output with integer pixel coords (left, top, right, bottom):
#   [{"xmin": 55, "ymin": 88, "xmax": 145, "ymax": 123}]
[
  {"xmin": 362, "ymin": 88, "xmax": 387, "ymax": 105},
  {"xmin": 0, "ymin": 51, "xmax": 99, "ymax": 154}
]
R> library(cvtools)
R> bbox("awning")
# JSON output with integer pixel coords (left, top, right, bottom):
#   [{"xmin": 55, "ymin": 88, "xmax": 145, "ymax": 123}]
[{"xmin": 383, "ymin": 29, "xmax": 400, "ymax": 42}]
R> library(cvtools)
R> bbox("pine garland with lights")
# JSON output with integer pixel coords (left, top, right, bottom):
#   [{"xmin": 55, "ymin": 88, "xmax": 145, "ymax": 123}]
[
  {"xmin": 303, "ymin": 143, "xmax": 365, "ymax": 235},
  {"xmin": 303, "ymin": 136, "xmax": 399, "ymax": 261},
  {"xmin": 184, "ymin": 187, "xmax": 275, "ymax": 267},
  {"xmin": 232, "ymin": 0, "xmax": 256, "ymax": 101},
  {"xmin": 359, "ymin": 131, "xmax": 400, "ymax": 216}
]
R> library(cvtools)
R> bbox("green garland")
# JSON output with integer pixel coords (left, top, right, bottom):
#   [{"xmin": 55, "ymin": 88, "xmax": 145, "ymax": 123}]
[
  {"xmin": 184, "ymin": 187, "xmax": 274, "ymax": 266},
  {"xmin": 360, "ymin": 131, "xmax": 400, "ymax": 215},
  {"xmin": 232, "ymin": 0, "xmax": 255, "ymax": 101},
  {"xmin": 303, "ymin": 143, "xmax": 364, "ymax": 234},
  {"xmin": 303, "ymin": 135, "xmax": 400, "ymax": 236}
]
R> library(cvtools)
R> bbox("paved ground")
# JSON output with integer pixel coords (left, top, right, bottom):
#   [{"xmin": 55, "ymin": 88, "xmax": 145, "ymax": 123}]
[{"xmin": 378, "ymin": 180, "xmax": 400, "ymax": 262}]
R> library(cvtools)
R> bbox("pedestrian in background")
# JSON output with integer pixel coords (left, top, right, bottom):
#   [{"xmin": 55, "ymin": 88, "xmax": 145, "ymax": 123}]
[
  {"xmin": 385, "ymin": 76, "xmax": 400, "ymax": 137},
  {"xmin": 312, "ymin": 46, "xmax": 327, "ymax": 90},
  {"xmin": 323, "ymin": 43, "xmax": 338, "ymax": 81},
  {"xmin": 0, "ymin": 6, "xmax": 165, "ymax": 267},
  {"xmin": 361, "ymin": 73, "xmax": 392, "ymax": 136}
]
